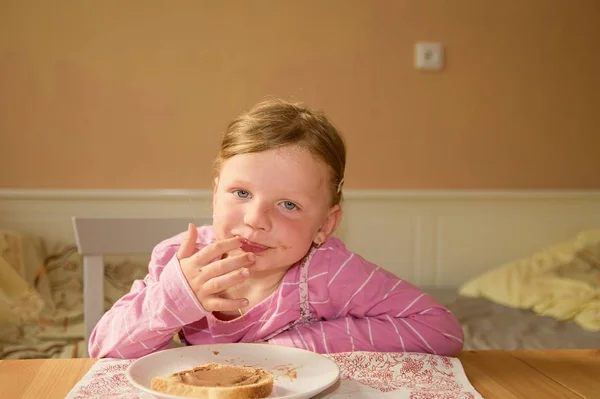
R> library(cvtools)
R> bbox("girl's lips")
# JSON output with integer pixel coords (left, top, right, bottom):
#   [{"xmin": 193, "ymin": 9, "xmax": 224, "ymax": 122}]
[{"xmin": 236, "ymin": 236, "xmax": 269, "ymax": 254}]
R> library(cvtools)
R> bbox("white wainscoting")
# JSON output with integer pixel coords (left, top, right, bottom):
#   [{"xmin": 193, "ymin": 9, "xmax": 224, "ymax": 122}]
[{"xmin": 1, "ymin": 189, "xmax": 600, "ymax": 288}]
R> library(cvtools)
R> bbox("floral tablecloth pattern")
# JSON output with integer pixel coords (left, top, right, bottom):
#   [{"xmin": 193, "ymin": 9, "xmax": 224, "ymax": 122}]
[{"xmin": 66, "ymin": 351, "xmax": 482, "ymax": 399}]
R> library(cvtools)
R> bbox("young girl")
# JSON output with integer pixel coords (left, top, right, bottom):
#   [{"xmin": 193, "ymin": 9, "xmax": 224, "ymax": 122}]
[{"xmin": 88, "ymin": 98, "xmax": 464, "ymax": 359}]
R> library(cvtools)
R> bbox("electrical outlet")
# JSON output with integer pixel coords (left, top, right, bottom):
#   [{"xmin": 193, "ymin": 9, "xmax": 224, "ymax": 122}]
[{"xmin": 415, "ymin": 42, "xmax": 444, "ymax": 71}]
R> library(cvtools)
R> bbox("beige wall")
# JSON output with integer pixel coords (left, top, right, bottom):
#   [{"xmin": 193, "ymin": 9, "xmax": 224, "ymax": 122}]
[{"xmin": 1, "ymin": 0, "xmax": 598, "ymax": 190}]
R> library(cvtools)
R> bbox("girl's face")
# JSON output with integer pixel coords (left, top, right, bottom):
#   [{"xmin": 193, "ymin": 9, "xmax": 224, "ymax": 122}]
[{"xmin": 212, "ymin": 145, "xmax": 341, "ymax": 273}]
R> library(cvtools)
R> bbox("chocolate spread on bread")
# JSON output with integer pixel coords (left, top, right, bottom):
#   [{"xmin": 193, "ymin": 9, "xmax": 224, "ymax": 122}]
[{"xmin": 173, "ymin": 363, "xmax": 267, "ymax": 387}]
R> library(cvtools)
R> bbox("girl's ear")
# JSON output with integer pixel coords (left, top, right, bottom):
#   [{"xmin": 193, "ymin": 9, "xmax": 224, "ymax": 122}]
[{"xmin": 314, "ymin": 205, "xmax": 342, "ymax": 246}]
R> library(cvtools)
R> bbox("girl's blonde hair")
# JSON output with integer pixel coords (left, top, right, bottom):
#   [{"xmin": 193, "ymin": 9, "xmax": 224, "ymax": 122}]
[{"xmin": 215, "ymin": 98, "xmax": 346, "ymax": 206}]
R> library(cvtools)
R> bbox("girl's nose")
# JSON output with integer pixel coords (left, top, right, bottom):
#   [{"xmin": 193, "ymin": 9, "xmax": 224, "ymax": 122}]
[{"xmin": 243, "ymin": 202, "xmax": 272, "ymax": 231}]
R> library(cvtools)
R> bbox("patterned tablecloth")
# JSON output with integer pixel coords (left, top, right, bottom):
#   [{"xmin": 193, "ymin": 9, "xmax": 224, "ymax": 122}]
[{"xmin": 66, "ymin": 351, "xmax": 483, "ymax": 399}]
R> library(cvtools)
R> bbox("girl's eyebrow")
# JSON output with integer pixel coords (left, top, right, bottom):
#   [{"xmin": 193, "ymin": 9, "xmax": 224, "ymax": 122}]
[{"xmin": 227, "ymin": 179, "xmax": 251, "ymax": 186}]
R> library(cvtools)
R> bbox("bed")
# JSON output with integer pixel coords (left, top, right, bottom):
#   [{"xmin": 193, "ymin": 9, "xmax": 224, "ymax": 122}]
[
  {"xmin": 429, "ymin": 288, "xmax": 599, "ymax": 350},
  {"xmin": 1, "ymin": 221, "xmax": 598, "ymax": 359}
]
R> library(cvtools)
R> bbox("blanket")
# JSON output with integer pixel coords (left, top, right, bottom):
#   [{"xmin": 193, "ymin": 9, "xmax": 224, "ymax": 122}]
[
  {"xmin": 460, "ymin": 229, "xmax": 600, "ymax": 332},
  {"xmin": 0, "ymin": 229, "xmax": 149, "ymax": 359}
]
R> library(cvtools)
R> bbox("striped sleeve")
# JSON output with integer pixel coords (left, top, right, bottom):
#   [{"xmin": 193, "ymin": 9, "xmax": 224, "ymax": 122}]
[
  {"xmin": 270, "ymin": 247, "xmax": 464, "ymax": 356},
  {"xmin": 87, "ymin": 232, "xmax": 209, "ymax": 359}
]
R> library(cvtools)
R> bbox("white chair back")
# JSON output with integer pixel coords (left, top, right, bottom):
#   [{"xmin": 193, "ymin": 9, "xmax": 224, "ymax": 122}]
[{"xmin": 71, "ymin": 217, "xmax": 211, "ymax": 355}]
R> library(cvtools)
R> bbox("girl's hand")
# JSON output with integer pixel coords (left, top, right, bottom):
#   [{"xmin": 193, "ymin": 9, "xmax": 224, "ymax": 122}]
[{"xmin": 176, "ymin": 223, "xmax": 255, "ymax": 312}]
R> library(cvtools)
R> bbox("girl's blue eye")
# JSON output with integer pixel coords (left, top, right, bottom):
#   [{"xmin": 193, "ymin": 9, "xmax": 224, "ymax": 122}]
[
  {"xmin": 234, "ymin": 190, "xmax": 250, "ymax": 198},
  {"xmin": 282, "ymin": 201, "xmax": 297, "ymax": 210}
]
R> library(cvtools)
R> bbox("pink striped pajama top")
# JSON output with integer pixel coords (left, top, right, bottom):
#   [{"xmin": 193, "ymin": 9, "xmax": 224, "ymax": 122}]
[{"xmin": 88, "ymin": 226, "xmax": 464, "ymax": 359}]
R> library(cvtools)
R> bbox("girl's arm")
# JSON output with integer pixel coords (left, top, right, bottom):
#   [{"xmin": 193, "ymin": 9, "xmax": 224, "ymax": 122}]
[
  {"xmin": 269, "ymin": 249, "xmax": 464, "ymax": 356},
  {"xmin": 88, "ymin": 233, "xmax": 209, "ymax": 359}
]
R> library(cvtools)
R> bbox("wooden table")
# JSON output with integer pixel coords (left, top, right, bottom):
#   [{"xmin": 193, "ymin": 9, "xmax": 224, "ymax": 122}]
[
  {"xmin": 459, "ymin": 349, "xmax": 599, "ymax": 398},
  {"xmin": 1, "ymin": 349, "xmax": 598, "ymax": 398}
]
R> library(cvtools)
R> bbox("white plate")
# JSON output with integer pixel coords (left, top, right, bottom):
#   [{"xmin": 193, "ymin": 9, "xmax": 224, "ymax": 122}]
[{"xmin": 126, "ymin": 343, "xmax": 340, "ymax": 399}]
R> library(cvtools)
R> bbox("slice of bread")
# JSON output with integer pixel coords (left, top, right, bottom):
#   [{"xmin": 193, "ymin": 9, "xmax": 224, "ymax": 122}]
[{"xmin": 150, "ymin": 362, "xmax": 274, "ymax": 399}]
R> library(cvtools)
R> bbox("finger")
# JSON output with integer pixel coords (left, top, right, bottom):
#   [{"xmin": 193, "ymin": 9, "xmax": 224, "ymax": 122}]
[
  {"xmin": 192, "ymin": 236, "xmax": 244, "ymax": 265},
  {"xmin": 203, "ymin": 297, "xmax": 249, "ymax": 313},
  {"xmin": 202, "ymin": 265, "xmax": 252, "ymax": 296},
  {"xmin": 176, "ymin": 223, "xmax": 198, "ymax": 260},
  {"xmin": 199, "ymin": 252, "xmax": 255, "ymax": 283}
]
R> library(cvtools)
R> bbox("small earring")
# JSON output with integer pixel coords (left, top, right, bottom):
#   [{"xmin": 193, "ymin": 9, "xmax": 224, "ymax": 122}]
[{"xmin": 313, "ymin": 239, "xmax": 322, "ymax": 248}]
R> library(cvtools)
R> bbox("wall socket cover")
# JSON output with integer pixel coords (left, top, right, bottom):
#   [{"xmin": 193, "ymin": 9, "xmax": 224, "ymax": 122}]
[{"xmin": 415, "ymin": 42, "xmax": 444, "ymax": 71}]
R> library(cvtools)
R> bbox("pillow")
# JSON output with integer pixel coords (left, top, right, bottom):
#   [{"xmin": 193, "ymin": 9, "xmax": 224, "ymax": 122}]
[
  {"xmin": 459, "ymin": 229, "xmax": 600, "ymax": 332},
  {"xmin": 0, "ymin": 251, "xmax": 45, "ymax": 324}
]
